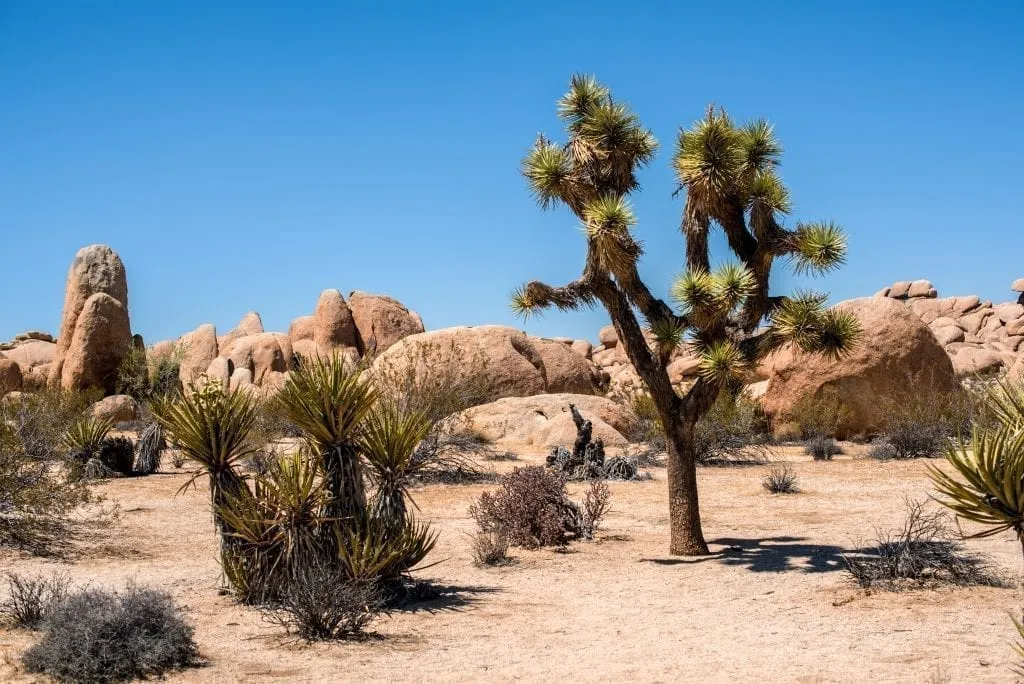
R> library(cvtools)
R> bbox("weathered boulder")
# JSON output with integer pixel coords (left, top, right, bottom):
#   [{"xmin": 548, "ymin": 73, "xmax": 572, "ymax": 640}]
[
  {"xmin": 206, "ymin": 357, "xmax": 232, "ymax": 390},
  {"xmin": 292, "ymin": 339, "xmax": 360, "ymax": 365},
  {"xmin": 348, "ymin": 291, "xmax": 424, "ymax": 355},
  {"xmin": 598, "ymin": 325, "xmax": 618, "ymax": 348},
  {"xmin": 761, "ymin": 297, "xmax": 960, "ymax": 437},
  {"xmin": 178, "ymin": 324, "xmax": 219, "ymax": 385},
  {"xmin": 313, "ymin": 289, "xmax": 359, "ymax": 350},
  {"xmin": 88, "ymin": 394, "xmax": 140, "ymax": 424},
  {"xmin": 950, "ymin": 347, "xmax": 1004, "ymax": 377},
  {"xmin": 1009, "ymin": 355, "xmax": 1024, "ymax": 381},
  {"xmin": 225, "ymin": 332, "xmax": 292, "ymax": 385},
  {"xmin": 932, "ymin": 325, "xmax": 965, "ymax": 346},
  {"xmin": 288, "ymin": 315, "xmax": 315, "ymax": 342},
  {"xmin": 57, "ymin": 293, "xmax": 132, "ymax": 394},
  {"xmin": 14, "ymin": 331, "xmax": 54, "ymax": 343},
  {"xmin": 218, "ymin": 312, "xmax": 264, "ymax": 352},
  {"xmin": 49, "ymin": 245, "xmax": 131, "ymax": 392},
  {"xmin": 459, "ymin": 394, "xmax": 633, "ymax": 446},
  {"xmin": 667, "ymin": 355, "xmax": 702, "ymax": 384},
  {"xmin": 570, "ymin": 339, "xmax": 593, "ymax": 359},
  {"xmin": 530, "ymin": 337, "xmax": 601, "ymax": 395},
  {"xmin": 372, "ymin": 325, "xmax": 547, "ymax": 406},
  {"xmin": 3, "ymin": 340, "xmax": 56, "ymax": 370},
  {"xmin": 0, "ymin": 359, "xmax": 23, "ymax": 394},
  {"xmin": 1012, "ymin": 278, "xmax": 1024, "ymax": 293},
  {"xmin": 229, "ymin": 367, "xmax": 254, "ymax": 392}
]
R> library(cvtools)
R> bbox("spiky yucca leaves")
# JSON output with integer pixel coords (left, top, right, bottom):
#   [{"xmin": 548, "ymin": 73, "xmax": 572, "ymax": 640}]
[
  {"xmin": 673, "ymin": 108, "xmax": 743, "ymax": 216},
  {"xmin": 277, "ymin": 354, "xmax": 377, "ymax": 526},
  {"xmin": 791, "ymin": 221, "xmax": 848, "ymax": 275},
  {"xmin": 986, "ymin": 379, "xmax": 1024, "ymax": 431},
  {"xmin": 929, "ymin": 426, "xmax": 1024, "ymax": 561},
  {"xmin": 670, "ymin": 263, "xmax": 756, "ymax": 334},
  {"xmin": 151, "ymin": 376, "xmax": 258, "ymax": 541},
  {"xmin": 360, "ymin": 402, "xmax": 432, "ymax": 525},
  {"xmin": 769, "ymin": 292, "xmax": 862, "ymax": 361},
  {"xmin": 335, "ymin": 515, "xmax": 438, "ymax": 584},
  {"xmin": 62, "ymin": 415, "xmax": 113, "ymax": 456},
  {"xmin": 217, "ymin": 451, "xmax": 331, "ymax": 603}
]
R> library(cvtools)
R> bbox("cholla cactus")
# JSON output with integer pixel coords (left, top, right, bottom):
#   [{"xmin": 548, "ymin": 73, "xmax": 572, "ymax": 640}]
[{"xmin": 513, "ymin": 76, "xmax": 860, "ymax": 555}]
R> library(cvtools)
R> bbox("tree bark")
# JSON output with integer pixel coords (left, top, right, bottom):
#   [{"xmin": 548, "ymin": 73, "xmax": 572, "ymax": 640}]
[{"xmin": 664, "ymin": 415, "xmax": 708, "ymax": 555}]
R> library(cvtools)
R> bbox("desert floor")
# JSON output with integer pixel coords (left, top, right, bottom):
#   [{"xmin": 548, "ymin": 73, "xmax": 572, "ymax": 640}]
[{"xmin": 2, "ymin": 446, "xmax": 1022, "ymax": 683}]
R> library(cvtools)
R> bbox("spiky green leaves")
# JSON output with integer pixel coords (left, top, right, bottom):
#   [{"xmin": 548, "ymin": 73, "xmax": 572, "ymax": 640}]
[
  {"xmin": 791, "ymin": 221, "xmax": 848, "ymax": 275},
  {"xmin": 673, "ymin": 109, "xmax": 742, "ymax": 214},
  {"xmin": 583, "ymin": 195, "xmax": 642, "ymax": 272},
  {"xmin": 647, "ymin": 316, "xmax": 687, "ymax": 357},
  {"xmin": 738, "ymin": 119, "xmax": 782, "ymax": 179},
  {"xmin": 770, "ymin": 292, "xmax": 861, "ymax": 360},
  {"xmin": 523, "ymin": 137, "xmax": 571, "ymax": 210},
  {"xmin": 277, "ymin": 354, "xmax": 378, "ymax": 454},
  {"xmin": 697, "ymin": 340, "xmax": 748, "ymax": 383},
  {"xmin": 747, "ymin": 170, "xmax": 791, "ymax": 215},
  {"xmin": 360, "ymin": 402, "xmax": 432, "ymax": 484},
  {"xmin": 670, "ymin": 263, "xmax": 755, "ymax": 328},
  {"xmin": 557, "ymin": 74, "xmax": 610, "ymax": 130},
  {"xmin": 509, "ymin": 281, "xmax": 593, "ymax": 319}
]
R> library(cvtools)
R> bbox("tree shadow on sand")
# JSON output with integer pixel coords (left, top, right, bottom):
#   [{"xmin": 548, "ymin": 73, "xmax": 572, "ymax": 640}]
[{"xmin": 641, "ymin": 536, "xmax": 852, "ymax": 573}]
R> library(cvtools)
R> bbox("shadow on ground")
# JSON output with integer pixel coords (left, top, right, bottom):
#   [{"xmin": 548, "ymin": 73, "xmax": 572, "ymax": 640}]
[
  {"xmin": 392, "ymin": 583, "xmax": 502, "ymax": 613},
  {"xmin": 640, "ymin": 536, "xmax": 851, "ymax": 573}
]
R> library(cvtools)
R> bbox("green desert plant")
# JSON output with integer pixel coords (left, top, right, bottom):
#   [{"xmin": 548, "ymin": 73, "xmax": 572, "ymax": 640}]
[
  {"xmin": 62, "ymin": 415, "xmax": 113, "ymax": 458},
  {"xmin": 929, "ymin": 380, "xmax": 1024, "ymax": 562},
  {"xmin": 804, "ymin": 435, "xmax": 841, "ymax": 461},
  {"xmin": 277, "ymin": 354, "xmax": 377, "ymax": 525},
  {"xmin": 512, "ymin": 75, "xmax": 860, "ymax": 554},
  {"xmin": 762, "ymin": 464, "xmax": 799, "ymax": 494},
  {"xmin": 335, "ymin": 515, "xmax": 438, "ymax": 584},
  {"xmin": 360, "ymin": 401, "xmax": 432, "ymax": 524},
  {"xmin": 151, "ymin": 376, "xmax": 259, "ymax": 554}
]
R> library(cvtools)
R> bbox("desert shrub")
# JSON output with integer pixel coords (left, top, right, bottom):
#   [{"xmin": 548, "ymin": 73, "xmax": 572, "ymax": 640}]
[
  {"xmin": 693, "ymin": 392, "xmax": 772, "ymax": 465},
  {"xmin": 22, "ymin": 585, "xmax": 199, "ymax": 683},
  {"xmin": 263, "ymin": 563, "xmax": 385, "ymax": 641},
  {"xmin": 0, "ymin": 572, "xmax": 70, "ymax": 629},
  {"xmin": 469, "ymin": 466, "xmax": 608, "ymax": 549},
  {"xmin": 843, "ymin": 500, "xmax": 1002, "ymax": 590},
  {"xmin": 63, "ymin": 418, "xmax": 135, "ymax": 480},
  {"xmin": 762, "ymin": 464, "xmax": 799, "ymax": 494},
  {"xmin": 576, "ymin": 479, "xmax": 611, "ymax": 538},
  {"xmin": 866, "ymin": 441, "xmax": 897, "ymax": 461},
  {"xmin": 0, "ymin": 394, "xmax": 101, "ymax": 550},
  {"xmin": 98, "ymin": 436, "xmax": 135, "ymax": 474},
  {"xmin": 471, "ymin": 527, "xmax": 511, "ymax": 567},
  {"xmin": 804, "ymin": 435, "xmax": 840, "ymax": 461},
  {"xmin": 116, "ymin": 344, "xmax": 184, "ymax": 402},
  {"xmin": 788, "ymin": 388, "xmax": 850, "ymax": 439},
  {"xmin": 874, "ymin": 386, "xmax": 971, "ymax": 459}
]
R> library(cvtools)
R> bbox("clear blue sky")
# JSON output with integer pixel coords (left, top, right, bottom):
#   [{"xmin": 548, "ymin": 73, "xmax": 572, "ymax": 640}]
[{"xmin": 2, "ymin": 1, "xmax": 1022, "ymax": 345}]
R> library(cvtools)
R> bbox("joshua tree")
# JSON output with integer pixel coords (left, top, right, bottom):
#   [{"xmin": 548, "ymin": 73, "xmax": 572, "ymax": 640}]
[{"xmin": 512, "ymin": 75, "xmax": 860, "ymax": 554}]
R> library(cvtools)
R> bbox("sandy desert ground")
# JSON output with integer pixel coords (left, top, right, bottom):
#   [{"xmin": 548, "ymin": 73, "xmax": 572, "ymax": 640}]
[{"xmin": 2, "ymin": 446, "xmax": 1023, "ymax": 683}]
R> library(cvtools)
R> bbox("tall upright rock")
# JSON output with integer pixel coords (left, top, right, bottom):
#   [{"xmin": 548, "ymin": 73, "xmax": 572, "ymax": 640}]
[
  {"xmin": 48, "ymin": 245, "xmax": 132, "ymax": 394},
  {"xmin": 348, "ymin": 291, "xmax": 424, "ymax": 356}
]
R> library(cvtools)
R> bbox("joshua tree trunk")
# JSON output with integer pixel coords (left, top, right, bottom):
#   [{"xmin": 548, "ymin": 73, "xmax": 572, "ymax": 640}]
[
  {"xmin": 323, "ymin": 445, "xmax": 366, "ymax": 525},
  {"xmin": 664, "ymin": 414, "xmax": 707, "ymax": 555}
]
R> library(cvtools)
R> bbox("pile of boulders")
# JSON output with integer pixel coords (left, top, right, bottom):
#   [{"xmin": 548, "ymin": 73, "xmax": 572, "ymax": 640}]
[
  {"xmin": 875, "ymin": 279, "xmax": 1023, "ymax": 377},
  {"xmin": 589, "ymin": 324, "xmax": 701, "ymax": 399}
]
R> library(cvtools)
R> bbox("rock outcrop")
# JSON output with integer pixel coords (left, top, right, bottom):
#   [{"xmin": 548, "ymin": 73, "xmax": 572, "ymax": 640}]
[
  {"xmin": 0, "ymin": 359, "xmax": 23, "ymax": 394},
  {"xmin": 177, "ymin": 323, "xmax": 219, "ymax": 385},
  {"xmin": 459, "ymin": 394, "xmax": 634, "ymax": 446},
  {"xmin": 48, "ymin": 245, "xmax": 132, "ymax": 393},
  {"xmin": 313, "ymin": 289, "xmax": 359, "ymax": 351},
  {"xmin": 348, "ymin": 291, "xmax": 424, "ymax": 356},
  {"xmin": 761, "ymin": 297, "xmax": 960, "ymax": 437},
  {"xmin": 88, "ymin": 394, "xmax": 140, "ymax": 424}
]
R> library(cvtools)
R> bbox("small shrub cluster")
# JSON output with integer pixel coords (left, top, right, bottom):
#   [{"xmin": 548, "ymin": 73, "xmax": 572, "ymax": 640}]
[
  {"xmin": 762, "ymin": 464, "xmax": 799, "ymax": 494},
  {"xmin": 116, "ymin": 344, "xmax": 185, "ymax": 402},
  {"xmin": 804, "ymin": 435, "xmax": 841, "ymax": 461},
  {"xmin": 63, "ymin": 416, "xmax": 136, "ymax": 480},
  {"xmin": 788, "ymin": 388, "xmax": 850, "ymax": 439},
  {"xmin": 22, "ymin": 584, "xmax": 200, "ymax": 683},
  {"xmin": 469, "ymin": 466, "xmax": 610, "ymax": 549},
  {"xmin": 471, "ymin": 527, "xmax": 511, "ymax": 566},
  {"xmin": 0, "ymin": 572, "xmax": 70, "ymax": 629},
  {"xmin": 843, "ymin": 500, "xmax": 1003, "ymax": 590}
]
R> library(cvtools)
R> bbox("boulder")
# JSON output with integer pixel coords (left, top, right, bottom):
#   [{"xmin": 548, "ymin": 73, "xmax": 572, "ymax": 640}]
[
  {"xmin": 218, "ymin": 312, "xmax": 263, "ymax": 352},
  {"xmin": 371, "ymin": 325, "xmax": 547, "ymax": 406},
  {"xmin": 570, "ymin": 339, "xmax": 593, "ymax": 359},
  {"xmin": 207, "ymin": 357, "xmax": 233, "ymax": 390},
  {"xmin": 598, "ymin": 325, "xmax": 618, "ymax": 348},
  {"xmin": 348, "ymin": 291, "xmax": 424, "ymax": 355},
  {"xmin": 459, "ymin": 394, "xmax": 634, "ymax": 446},
  {"xmin": 0, "ymin": 359, "xmax": 23, "ymax": 394},
  {"xmin": 226, "ymin": 332, "xmax": 292, "ymax": 385},
  {"xmin": 932, "ymin": 325, "xmax": 965, "ymax": 346},
  {"xmin": 1012, "ymin": 278, "xmax": 1024, "ymax": 293},
  {"xmin": 994, "ymin": 303, "xmax": 1024, "ymax": 325},
  {"xmin": 289, "ymin": 315, "xmax": 315, "ymax": 342},
  {"xmin": 21, "ymin": 367, "xmax": 47, "ymax": 392},
  {"xmin": 313, "ymin": 289, "xmax": 359, "ymax": 350},
  {"xmin": 887, "ymin": 281, "xmax": 911, "ymax": 299},
  {"xmin": 3, "ymin": 340, "xmax": 56, "ymax": 370},
  {"xmin": 1009, "ymin": 355, "xmax": 1024, "ymax": 381},
  {"xmin": 761, "ymin": 297, "xmax": 960, "ymax": 438},
  {"xmin": 292, "ymin": 339, "xmax": 360, "ymax": 365},
  {"xmin": 49, "ymin": 245, "xmax": 131, "ymax": 391},
  {"xmin": 907, "ymin": 280, "xmax": 936, "ymax": 298},
  {"xmin": 14, "ymin": 331, "xmax": 54, "ymax": 343},
  {"xmin": 531, "ymin": 337, "xmax": 601, "ymax": 395},
  {"xmin": 229, "ymin": 367, "xmax": 254, "ymax": 392},
  {"xmin": 57, "ymin": 293, "xmax": 132, "ymax": 394},
  {"xmin": 178, "ymin": 324, "xmax": 219, "ymax": 385},
  {"xmin": 951, "ymin": 295, "xmax": 981, "ymax": 314},
  {"xmin": 667, "ymin": 355, "xmax": 702, "ymax": 384},
  {"xmin": 88, "ymin": 394, "xmax": 140, "ymax": 424},
  {"xmin": 950, "ymin": 347, "xmax": 1004, "ymax": 377}
]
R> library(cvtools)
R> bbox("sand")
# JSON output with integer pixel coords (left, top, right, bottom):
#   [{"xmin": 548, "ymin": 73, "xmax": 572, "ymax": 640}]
[{"xmin": 2, "ymin": 446, "xmax": 1022, "ymax": 683}]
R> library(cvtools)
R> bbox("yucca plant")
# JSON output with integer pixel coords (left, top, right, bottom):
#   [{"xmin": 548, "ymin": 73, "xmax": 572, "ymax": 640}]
[
  {"xmin": 335, "ymin": 515, "xmax": 438, "ymax": 585},
  {"xmin": 277, "ymin": 354, "xmax": 378, "ymax": 527},
  {"xmin": 62, "ymin": 415, "xmax": 113, "ymax": 457},
  {"xmin": 151, "ymin": 376, "xmax": 259, "ymax": 548},
  {"xmin": 513, "ymin": 75, "xmax": 860, "ymax": 554},
  {"xmin": 360, "ymin": 401, "xmax": 432, "ymax": 524},
  {"xmin": 929, "ymin": 380, "xmax": 1024, "ymax": 562}
]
